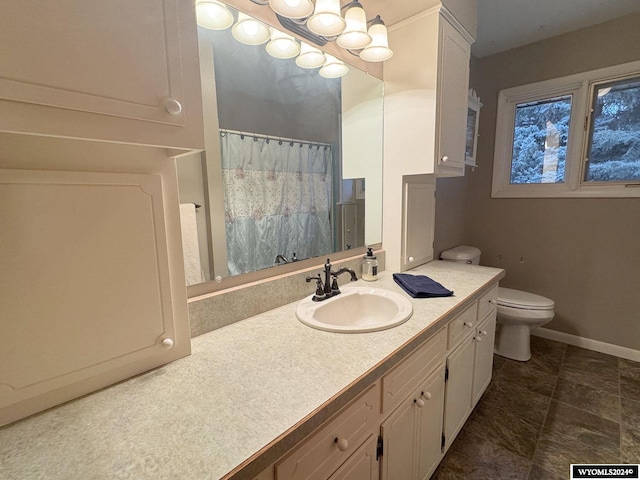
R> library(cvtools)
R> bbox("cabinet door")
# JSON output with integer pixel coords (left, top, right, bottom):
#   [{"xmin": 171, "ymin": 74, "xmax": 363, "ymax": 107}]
[
  {"xmin": 416, "ymin": 366, "xmax": 446, "ymax": 480},
  {"xmin": 329, "ymin": 435, "xmax": 379, "ymax": 480},
  {"xmin": 472, "ymin": 313, "xmax": 497, "ymax": 405},
  {"xmin": 380, "ymin": 395, "xmax": 417, "ymax": 480},
  {"xmin": 443, "ymin": 334, "xmax": 475, "ymax": 451},
  {"xmin": 435, "ymin": 16, "xmax": 471, "ymax": 177},
  {"xmin": 0, "ymin": 169, "xmax": 190, "ymax": 426},
  {"xmin": 401, "ymin": 174, "xmax": 436, "ymax": 271},
  {"xmin": 0, "ymin": 0, "xmax": 203, "ymax": 150}
]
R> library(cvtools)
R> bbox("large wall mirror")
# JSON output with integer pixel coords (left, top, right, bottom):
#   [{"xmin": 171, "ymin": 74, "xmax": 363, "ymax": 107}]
[{"xmin": 177, "ymin": 3, "xmax": 383, "ymax": 289}]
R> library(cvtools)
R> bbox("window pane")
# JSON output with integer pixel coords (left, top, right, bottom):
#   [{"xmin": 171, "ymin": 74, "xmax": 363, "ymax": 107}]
[
  {"xmin": 585, "ymin": 77, "xmax": 640, "ymax": 182},
  {"xmin": 510, "ymin": 96, "xmax": 572, "ymax": 184}
]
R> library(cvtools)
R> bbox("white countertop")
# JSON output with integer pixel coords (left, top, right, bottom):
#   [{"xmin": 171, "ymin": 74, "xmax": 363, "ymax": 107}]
[{"xmin": 0, "ymin": 261, "xmax": 503, "ymax": 480}]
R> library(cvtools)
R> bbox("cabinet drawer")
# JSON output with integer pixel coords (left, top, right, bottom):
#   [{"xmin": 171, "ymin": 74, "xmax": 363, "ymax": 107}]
[
  {"xmin": 381, "ymin": 328, "xmax": 446, "ymax": 414},
  {"xmin": 477, "ymin": 284, "xmax": 498, "ymax": 321},
  {"xmin": 447, "ymin": 302, "xmax": 476, "ymax": 350},
  {"xmin": 276, "ymin": 382, "xmax": 381, "ymax": 480}
]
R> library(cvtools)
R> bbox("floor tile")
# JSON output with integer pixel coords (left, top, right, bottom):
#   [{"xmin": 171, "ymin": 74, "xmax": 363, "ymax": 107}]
[
  {"xmin": 492, "ymin": 354, "xmax": 506, "ymax": 376},
  {"xmin": 481, "ymin": 378, "xmax": 551, "ymax": 426},
  {"xmin": 620, "ymin": 375, "xmax": 640, "ymax": 401},
  {"xmin": 557, "ymin": 361, "xmax": 619, "ymax": 396},
  {"xmin": 621, "ymin": 427, "xmax": 640, "ymax": 464},
  {"xmin": 527, "ymin": 336, "xmax": 566, "ymax": 374},
  {"xmin": 553, "ymin": 378, "xmax": 620, "ymax": 422},
  {"xmin": 621, "ymin": 397, "xmax": 640, "ymax": 431},
  {"xmin": 532, "ymin": 428, "xmax": 621, "ymax": 479},
  {"xmin": 544, "ymin": 400, "xmax": 620, "ymax": 457},
  {"xmin": 431, "ymin": 464, "xmax": 464, "ymax": 480},
  {"xmin": 442, "ymin": 430, "xmax": 531, "ymax": 480},
  {"xmin": 563, "ymin": 345, "xmax": 618, "ymax": 366},
  {"xmin": 465, "ymin": 402, "xmax": 542, "ymax": 460},
  {"xmin": 619, "ymin": 358, "xmax": 640, "ymax": 381},
  {"xmin": 528, "ymin": 464, "xmax": 564, "ymax": 480},
  {"xmin": 496, "ymin": 360, "xmax": 557, "ymax": 397}
]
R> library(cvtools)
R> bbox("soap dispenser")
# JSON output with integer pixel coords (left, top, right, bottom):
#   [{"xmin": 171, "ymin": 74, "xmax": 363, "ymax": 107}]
[{"xmin": 362, "ymin": 247, "xmax": 378, "ymax": 281}]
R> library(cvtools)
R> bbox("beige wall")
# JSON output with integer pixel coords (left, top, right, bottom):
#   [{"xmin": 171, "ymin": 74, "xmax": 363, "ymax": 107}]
[{"xmin": 435, "ymin": 13, "xmax": 640, "ymax": 350}]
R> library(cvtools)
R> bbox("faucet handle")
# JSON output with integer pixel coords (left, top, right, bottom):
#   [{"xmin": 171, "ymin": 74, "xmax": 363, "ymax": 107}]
[
  {"xmin": 330, "ymin": 277, "xmax": 340, "ymax": 294},
  {"xmin": 306, "ymin": 274, "xmax": 326, "ymax": 302}
]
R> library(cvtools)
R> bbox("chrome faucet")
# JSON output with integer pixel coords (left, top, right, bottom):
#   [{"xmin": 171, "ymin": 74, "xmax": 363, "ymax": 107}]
[
  {"xmin": 305, "ymin": 258, "xmax": 358, "ymax": 301},
  {"xmin": 274, "ymin": 254, "xmax": 289, "ymax": 265}
]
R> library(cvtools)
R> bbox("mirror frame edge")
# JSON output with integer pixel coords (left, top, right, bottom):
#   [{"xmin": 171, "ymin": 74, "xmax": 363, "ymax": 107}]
[{"xmin": 187, "ymin": 243, "xmax": 382, "ymax": 299}]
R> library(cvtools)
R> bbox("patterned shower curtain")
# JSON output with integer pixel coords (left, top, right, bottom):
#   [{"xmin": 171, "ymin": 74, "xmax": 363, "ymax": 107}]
[{"xmin": 221, "ymin": 131, "xmax": 333, "ymax": 276}]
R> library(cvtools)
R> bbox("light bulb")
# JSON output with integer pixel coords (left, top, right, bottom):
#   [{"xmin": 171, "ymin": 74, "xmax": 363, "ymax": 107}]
[
  {"xmin": 195, "ymin": 0, "xmax": 233, "ymax": 30},
  {"xmin": 296, "ymin": 42, "xmax": 326, "ymax": 69},
  {"xmin": 232, "ymin": 12, "xmax": 270, "ymax": 45},
  {"xmin": 266, "ymin": 28, "xmax": 300, "ymax": 59},
  {"xmin": 337, "ymin": 1, "xmax": 371, "ymax": 49},
  {"xmin": 307, "ymin": 0, "xmax": 346, "ymax": 37},
  {"xmin": 269, "ymin": 0, "xmax": 314, "ymax": 19},
  {"xmin": 319, "ymin": 54, "xmax": 349, "ymax": 78},
  {"xmin": 359, "ymin": 18, "xmax": 393, "ymax": 62}
]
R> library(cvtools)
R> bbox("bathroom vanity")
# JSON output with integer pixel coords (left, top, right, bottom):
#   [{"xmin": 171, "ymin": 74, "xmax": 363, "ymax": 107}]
[{"xmin": 0, "ymin": 261, "xmax": 503, "ymax": 480}]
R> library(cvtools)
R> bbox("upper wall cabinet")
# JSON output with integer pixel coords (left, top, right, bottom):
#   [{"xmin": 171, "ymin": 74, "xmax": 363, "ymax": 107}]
[
  {"xmin": 0, "ymin": 0, "xmax": 204, "ymax": 151},
  {"xmin": 384, "ymin": 6, "xmax": 473, "ymax": 178}
]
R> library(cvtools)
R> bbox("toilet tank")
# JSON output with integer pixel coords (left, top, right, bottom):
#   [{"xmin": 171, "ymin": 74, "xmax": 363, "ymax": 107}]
[{"xmin": 440, "ymin": 245, "xmax": 481, "ymax": 265}]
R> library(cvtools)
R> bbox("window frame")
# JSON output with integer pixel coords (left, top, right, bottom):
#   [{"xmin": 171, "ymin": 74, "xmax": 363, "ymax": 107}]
[{"xmin": 492, "ymin": 60, "xmax": 640, "ymax": 198}]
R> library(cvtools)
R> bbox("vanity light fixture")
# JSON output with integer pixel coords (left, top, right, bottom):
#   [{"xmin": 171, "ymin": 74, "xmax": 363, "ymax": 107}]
[
  {"xmin": 195, "ymin": 0, "xmax": 234, "ymax": 30},
  {"xmin": 295, "ymin": 42, "xmax": 326, "ymax": 69},
  {"xmin": 232, "ymin": 12, "xmax": 270, "ymax": 45},
  {"xmin": 307, "ymin": 0, "xmax": 346, "ymax": 37},
  {"xmin": 358, "ymin": 16, "xmax": 393, "ymax": 62},
  {"xmin": 336, "ymin": 1, "xmax": 371, "ymax": 50},
  {"xmin": 319, "ymin": 54, "xmax": 349, "ymax": 78},
  {"xmin": 266, "ymin": 28, "xmax": 301, "ymax": 59},
  {"xmin": 268, "ymin": 0, "xmax": 314, "ymax": 19}
]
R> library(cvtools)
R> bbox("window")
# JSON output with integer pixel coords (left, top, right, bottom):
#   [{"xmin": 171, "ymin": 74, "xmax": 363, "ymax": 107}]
[
  {"xmin": 585, "ymin": 77, "xmax": 640, "ymax": 183},
  {"xmin": 492, "ymin": 60, "xmax": 640, "ymax": 197}
]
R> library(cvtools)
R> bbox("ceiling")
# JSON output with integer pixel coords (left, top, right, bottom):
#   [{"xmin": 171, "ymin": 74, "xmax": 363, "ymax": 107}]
[
  {"xmin": 368, "ymin": 0, "xmax": 640, "ymax": 58},
  {"xmin": 473, "ymin": 0, "xmax": 640, "ymax": 58}
]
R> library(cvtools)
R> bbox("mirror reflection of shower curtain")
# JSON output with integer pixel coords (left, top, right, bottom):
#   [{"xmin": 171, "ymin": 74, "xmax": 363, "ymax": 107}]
[{"xmin": 220, "ymin": 132, "xmax": 333, "ymax": 275}]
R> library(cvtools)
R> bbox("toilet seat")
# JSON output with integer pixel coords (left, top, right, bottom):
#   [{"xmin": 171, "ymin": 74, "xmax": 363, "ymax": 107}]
[{"xmin": 497, "ymin": 287, "xmax": 554, "ymax": 311}]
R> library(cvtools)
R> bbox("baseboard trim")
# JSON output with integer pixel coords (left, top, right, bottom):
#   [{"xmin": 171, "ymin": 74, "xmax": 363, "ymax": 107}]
[{"xmin": 532, "ymin": 327, "xmax": 640, "ymax": 362}]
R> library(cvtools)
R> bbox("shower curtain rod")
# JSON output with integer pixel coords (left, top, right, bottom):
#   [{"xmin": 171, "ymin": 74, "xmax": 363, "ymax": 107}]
[{"xmin": 219, "ymin": 128, "xmax": 333, "ymax": 148}]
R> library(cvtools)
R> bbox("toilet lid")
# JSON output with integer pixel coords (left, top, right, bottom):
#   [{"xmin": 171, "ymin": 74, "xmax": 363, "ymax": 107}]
[{"xmin": 497, "ymin": 287, "xmax": 555, "ymax": 310}]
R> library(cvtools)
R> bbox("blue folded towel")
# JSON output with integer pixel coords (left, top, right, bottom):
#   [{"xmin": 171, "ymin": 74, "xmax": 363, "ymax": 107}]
[{"xmin": 393, "ymin": 273, "xmax": 454, "ymax": 298}]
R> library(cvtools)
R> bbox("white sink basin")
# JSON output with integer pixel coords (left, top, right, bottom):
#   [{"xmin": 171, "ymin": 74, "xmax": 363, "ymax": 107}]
[{"xmin": 296, "ymin": 286, "xmax": 413, "ymax": 333}]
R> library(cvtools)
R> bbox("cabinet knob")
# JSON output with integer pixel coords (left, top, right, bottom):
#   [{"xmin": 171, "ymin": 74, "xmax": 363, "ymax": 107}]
[
  {"xmin": 475, "ymin": 336, "xmax": 482, "ymax": 342},
  {"xmin": 464, "ymin": 322, "xmax": 473, "ymax": 328},
  {"xmin": 161, "ymin": 338, "xmax": 174, "ymax": 348},
  {"xmin": 422, "ymin": 391, "xmax": 432, "ymax": 400},
  {"xmin": 488, "ymin": 299, "xmax": 497, "ymax": 305},
  {"xmin": 441, "ymin": 155, "xmax": 449, "ymax": 163},
  {"xmin": 408, "ymin": 256, "xmax": 414, "ymax": 263},
  {"xmin": 480, "ymin": 330, "xmax": 488, "ymax": 336},
  {"xmin": 415, "ymin": 398, "xmax": 425, "ymax": 408},
  {"xmin": 163, "ymin": 98, "xmax": 183, "ymax": 115},
  {"xmin": 335, "ymin": 437, "xmax": 349, "ymax": 451}
]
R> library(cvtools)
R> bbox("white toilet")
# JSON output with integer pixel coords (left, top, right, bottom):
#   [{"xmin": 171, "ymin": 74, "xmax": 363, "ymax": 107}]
[{"xmin": 440, "ymin": 246, "xmax": 555, "ymax": 362}]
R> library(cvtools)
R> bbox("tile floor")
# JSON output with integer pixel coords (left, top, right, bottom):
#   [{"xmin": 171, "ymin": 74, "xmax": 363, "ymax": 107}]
[{"xmin": 432, "ymin": 336, "xmax": 640, "ymax": 480}]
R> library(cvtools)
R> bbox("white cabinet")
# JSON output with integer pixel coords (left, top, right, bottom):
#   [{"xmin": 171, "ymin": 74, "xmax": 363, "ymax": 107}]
[
  {"xmin": 384, "ymin": 7, "xmax": 473, "ymax": 179},
  {"xmin": 0, "ymin": 168, "xmax": 190, "ymax": 427},
  {"xmin": 442, "ymin": 285, "xmax": 498, "ymax": 451},
  {"xmin": 381, "ymin": 367, "xmax": 445, "ymax": 480},
  {"xmin": 435, "ymin": 16, "xmax": 472, "ymax": 177},
  {"xmin": 443, "ymin": 333, "xmax": 475, "ymax": 450},
  {"xmin": 380, "ymin": 331, "xmax": 447, "ymax": 480},
  {"xmin": 328, "ymin": 435, "xmax": 380, "ymax": 480},
  {"xmin": 401, "ymin": 175, "xmax": 436, "ymax": 271},
  {"xmin": 275, "ymin": 383, "xmax": 381, "ymax": 480},
  {"xmin": 472, "ymin": 307, "xmax": 498, "ymax": 405},
  {"xmin": 0, "ymin": 0, "xmax": 204, "ymax": 151}
]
